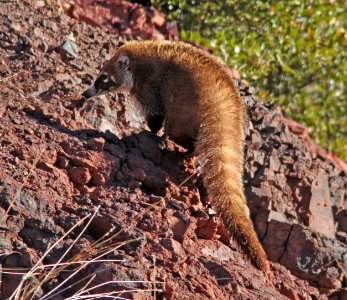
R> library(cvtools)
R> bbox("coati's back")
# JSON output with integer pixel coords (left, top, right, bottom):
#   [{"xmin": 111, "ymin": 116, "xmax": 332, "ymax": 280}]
[
  {"xmin": 83, "ymin": 41, "xmax": 268, "ymax": 271},
  {"xmin": 118, "ymin": 41, "xmax": 244, "ymax": 148}
]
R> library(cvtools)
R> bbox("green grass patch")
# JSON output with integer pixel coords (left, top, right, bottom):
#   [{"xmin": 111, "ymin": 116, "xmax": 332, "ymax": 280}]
[{"xmin": 154, "ymin": 0, "xmax": 347, "ymax": 160}]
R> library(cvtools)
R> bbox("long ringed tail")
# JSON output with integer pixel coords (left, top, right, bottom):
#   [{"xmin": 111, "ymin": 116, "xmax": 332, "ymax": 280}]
[{"xmin": 195, "ymin": 81, "xmax": 268, "ymax": 271}]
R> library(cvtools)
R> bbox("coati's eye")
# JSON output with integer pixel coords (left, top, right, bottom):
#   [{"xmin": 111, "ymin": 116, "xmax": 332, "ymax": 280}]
[
  {"xmin": 94, "ymin": 73, "xmax": 114, "ymax": 91},
  {"xmin": 99, "ymin": 74, "xmax": 107, "ymax": 81}
]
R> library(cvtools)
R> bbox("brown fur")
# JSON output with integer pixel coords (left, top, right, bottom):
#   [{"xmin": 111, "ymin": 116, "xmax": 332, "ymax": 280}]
[{"xmin": 83, "ymin": 40, "xmax": 269, "ymax": 270}]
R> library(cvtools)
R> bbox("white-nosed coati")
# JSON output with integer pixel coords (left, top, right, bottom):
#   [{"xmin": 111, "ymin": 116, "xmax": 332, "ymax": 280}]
[{"xmin": 82, "ymin": 40, "xmax": 269, "ymax": 271}]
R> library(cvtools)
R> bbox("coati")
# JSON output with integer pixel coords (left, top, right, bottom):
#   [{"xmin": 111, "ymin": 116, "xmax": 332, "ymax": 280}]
[{"xmin": 82, "ymin": 40, "xmax": 269, "ymax": 271}]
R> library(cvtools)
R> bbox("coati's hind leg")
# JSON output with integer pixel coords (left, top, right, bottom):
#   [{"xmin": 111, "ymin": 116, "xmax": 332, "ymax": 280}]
[
  {"xmin": 180, "ymin": 137, "xmax": 195, "ymax": 154},
  {"xmin": 147, "ymin": 115, "xmax": 164, "ymax": 134}
]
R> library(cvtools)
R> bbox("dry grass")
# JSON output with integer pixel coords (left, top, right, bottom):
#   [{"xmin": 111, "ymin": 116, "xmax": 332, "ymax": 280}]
[{"xmin": 5, "ymin": 205, "xmax": 164, "ymax": 300}]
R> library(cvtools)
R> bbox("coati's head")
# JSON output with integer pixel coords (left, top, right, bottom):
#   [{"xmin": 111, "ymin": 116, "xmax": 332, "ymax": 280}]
[{"xmin": 82, "ymin": 52, "xmax": 133, "ymax": 99}]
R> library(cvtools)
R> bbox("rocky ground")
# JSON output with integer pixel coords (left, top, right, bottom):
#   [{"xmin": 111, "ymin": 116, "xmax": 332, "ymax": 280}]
[{"xmin": 0, "ymin": 1, "xmax": 346, "ymax": 299}]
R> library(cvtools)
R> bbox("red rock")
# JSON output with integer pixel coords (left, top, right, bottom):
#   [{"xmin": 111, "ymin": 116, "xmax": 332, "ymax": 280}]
[
  {"xmin": 282, "ymin": 156, "xmax": 295, "ymax": 164},
  {"xmin": 104, "ymin": 143, "xmax": 126, "ymax": 159},
  {"xmin": 36, "ymin": 161, "xmax": 56, "ymax": 174},
  {"xmin": 1, "ymin": 252, "xmax": 37, "ymax": 299},
  {"xmin": 70, "ymin": 0, "xmax": 179, "ymax": 41},
  {"xmin": 68, "ymin": 167, "xmax": 91, "ymax": 185},
  {"xmin": 24, "ymin": 128, "xmax": 34, "ymax": 135},
  {"xmin": 87, "ymin": 137, "xmax": 105, "ymax": 152},
  {"xmin": 129, "ymin": 167, "xmax": 146, "ymax": 181},
  {"xmin": 285, "ymin": 117, "xmax": 308, "ymax": 138},
  {"xmin": 70, "ymin": 156, "xmax": 97, "ymax": 173},
  {"xmin": 269, "ymin": 155, "xmax": 281, "ymax": 172},
  {"xmin": 336, "ymin": 209, "xmax": 347, "ymax": 232},
  {"xmin": 91, "ymin": 172, "xmax": 106, "ymax": 185},
  {"xmin": 251, "ymin": 106, "xmax": 265, "ymax": 122},
  {"xmin": 262, "ymin": 211, "xmax": 292, "ymax": 261},
  {"xmin": 160, "ymin": 238, "xmax": 185, "ymax": 258},
  {"xmin": 128, "ymin": 179, "xmax": 142, "ymax": 188},
  {"xmin": 249, "ymin": 131, "xmax": 262, "ymax": 150},
  {"xmin": 55, "ymin": 155, "xmax": 69, "ymax": 168},
  {"xmin": 200, "ymin": 241, "xmax": 236, "ymax": 262},
  {"xmin": 166, "ymin": 213, "xmax": 196, "ymax": 244},
  {"xmin": 90, "ymin": 215, "xmax": 114, "ymax": 239},
  {"xmin": 309, "ymin": 171, "xmax": 335, "ymax": 238},
  {"xmin": 279, "ymin": 224, "xmax": 346, "ymax": 290},
  {"xmin": 11, "ymin": 147, "xmax": 26, "ymax": 160},
  {"xmin": 196, "ymin": 217, "xmax": 218, "ymax": 240},
  {"xmin": 252, "ymin": 149, "xmax": 266, "ymax": 165}
]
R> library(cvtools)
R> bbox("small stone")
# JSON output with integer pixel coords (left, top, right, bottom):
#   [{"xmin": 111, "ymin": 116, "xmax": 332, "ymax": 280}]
[
  {"xmin": 10, "ymin": 22, "xmax": 21, "ymax": 32},
  {"xmin": 253, "ymin": 150, "xmax": 266, "ymax": 165},
  {"xmin": 282, "ymin": 156, "xmax": 294, "ymax": 164},
  {"xmin": 38, "ymin": 40, "xmax": 48, "ymax": 52},
  {"xmin": 336, "ymin": 209, "xmax": 347, "ymax": 232},
  {"xmin": 70, "ymin": 76, "xmax": 82, "ymax": 85},
  {"xmin": 24, "ymin": 128, "xmax": 34, "ymax": 135},
  {"xmin": 196, "ymin": 218, "xmax": 218, "ymax": 240},
  {"xmin": 60, "ymin": 40, "xmax": 78, "ymax": 57},
  {"xmin": 252, "ymin": 106, "xmax": 265, "ymax": 122},
  {"xmin": 56, "ymin": 73, "xmax": 71, "ymax": 82},
  {"xmin": 11, "ymin": 147, "xmax": 25, "ymax": 160},
  {"xmin": 128, "ymin": 180, "xmax": 142, "ymax": 189},
  {"xmin": 167, "ymin": 216, "xmax": 193, "ymax": 243},
  {"xmin": 130, "ymin": 168, "xmax": 146, "ymax": 181},
  {"xmin": 151, "ymin": 10, "xmax": 166, "ymax": 27},
  {"xmin": 70, "ymin": 59, "xmax": 83, "ymax": 70},
  {"xmin": 249, "ymin": 131, "xmax": 262, "ymax": 150},
  {"xmin": 87, "ymin": 137, "xmax": 105, "ymax": 152},
  {"xmin": 37, "ymin": 162, "xmax": 55, "ymax": 174},
  {"xmin": 269, "ymin": 155, "xmax": 281, "ymax": 172},
  {"xmin": 160, "ymin": 238, "xmax": 185, "ymax": 257},
  {"xmin": 91, "ymin": 173, "xmax": 106, "ymax": 186},
  {"xmin": 201, "ymin": 243, "xmax": 235, "ymax": 262},
  {"xmin": 168, "ymin": 199, "xmax": 185, "ymax": 210},
  {"xmin": 104, "ymin": 143, "xmax": 126, "ymax": 159},
  {"xmin": 115, "ymin": 171, "xmax": 125, "ymax": 181},
  {"xmin": 68, "ymin": 167, "xmax": 91, "ymax": 185},
  {"xmin": 56, "ymin": 156, "xmax": 69, "ymax": 168},
  {"xmin": 12, "ymin": 118, "xmax": 22, "ymax": 125},
  {"xmin": 35, "ymin": 0, "xmax": 46, "ymax": 7}
]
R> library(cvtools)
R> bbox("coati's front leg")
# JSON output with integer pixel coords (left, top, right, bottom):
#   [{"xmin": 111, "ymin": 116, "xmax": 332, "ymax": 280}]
[
  {"xmin": 148, "ymin": 113, "xmax": 196, "ymax": 154},
  {"xmin": 147, "ymin": 114, "xmax": 164, "ymax": 134}
]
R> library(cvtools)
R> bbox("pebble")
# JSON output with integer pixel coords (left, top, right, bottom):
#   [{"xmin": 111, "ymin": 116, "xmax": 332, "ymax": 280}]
[{"xmin": 68, "ymin": 167, "xmax": 91, "ymax": 185}]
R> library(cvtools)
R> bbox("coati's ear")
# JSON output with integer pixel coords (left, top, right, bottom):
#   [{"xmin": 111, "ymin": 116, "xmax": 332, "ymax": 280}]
[{"xmin": 118, "ymin": 55, "xmax": 130, "ymax": 70}]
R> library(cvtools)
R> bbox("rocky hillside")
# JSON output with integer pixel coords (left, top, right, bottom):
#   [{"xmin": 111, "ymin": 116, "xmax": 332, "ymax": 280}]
[{"xmin": 0, "ymin": 1, "xmax": 346, "ymax": 299}]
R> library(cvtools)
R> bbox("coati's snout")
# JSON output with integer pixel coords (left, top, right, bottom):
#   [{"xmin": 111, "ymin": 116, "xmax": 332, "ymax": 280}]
[
  {"xmin": 82, "ymin": 85, "xmax": 97, "ymax": 99},
  {"xmin": 82, "ymin": 73, "xmax": 116, "ymax": 99},
  {"xmin": 82, "ymin": 55, "xmax": 133, "ymax": 99}
]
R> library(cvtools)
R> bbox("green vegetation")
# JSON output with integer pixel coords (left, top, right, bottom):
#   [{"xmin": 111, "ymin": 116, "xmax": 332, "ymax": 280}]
[{"xmin": 154, "ymin": 0, "xmax": 347, "ymax": 159}]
